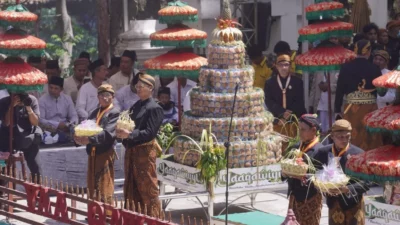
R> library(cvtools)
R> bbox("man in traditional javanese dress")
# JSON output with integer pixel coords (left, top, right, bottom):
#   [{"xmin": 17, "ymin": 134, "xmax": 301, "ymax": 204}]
[
  {"xmin": 74, "ymin": 84, "xmax": 120, "ymax": 210},
  {"xmin": 334, "ymin": 39, "xmax": 383, "ymax": 150},
  {"xmin": 314, "ymin": 119, "xmax": 369, "ymax": 225},
  {"xmin": 116, "ymin": 74, "xmax": 163, "ymax": 217},
  {"xmin": 282, "ymin": 114, "xmax": 324, "ymax": 225},
  {"xmin": 264, "ymin": 54, "xmax": 306, "ymax": 150}
]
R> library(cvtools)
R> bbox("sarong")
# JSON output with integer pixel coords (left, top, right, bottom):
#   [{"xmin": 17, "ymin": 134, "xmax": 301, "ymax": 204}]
[
  {"xmin": 344, "ymin": 103, "xmax": 382, "ymax": 151},
  {"xmin": 87, "ymin": 149, "xmax": 115, "ymax": 205},
  {"xmin": 288, "ymin": 193, "xmax": 322, "ymax": 225},
  {"xmin": 329, "ymin": 197, "xmax": 365, "ymax": 225},
  {"xmin": 273, "ymin": 121, "xmax": 298, "ymax": 154},
  {"xmin": 124, "ymin": 140, "xmax": 161, "ymax": 217}
]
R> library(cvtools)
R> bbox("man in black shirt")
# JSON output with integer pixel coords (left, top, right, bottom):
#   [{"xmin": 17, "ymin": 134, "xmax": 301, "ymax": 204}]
[
  {"xmin": 0, "ymin": 93, "xmax": 42, "ymax": 182},
  {"xmin": 334, "ymin": 40, "xmax": 383, "ymax": 151},
  {"xmin": 116, "ymin": 73, "xmax": 163, "ymax": 218}
]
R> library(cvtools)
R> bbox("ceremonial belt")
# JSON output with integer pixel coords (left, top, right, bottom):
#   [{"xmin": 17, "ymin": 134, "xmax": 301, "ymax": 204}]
[{"xmin": 344, "ymin": 79, "xmax": 376, "ymax": 114}]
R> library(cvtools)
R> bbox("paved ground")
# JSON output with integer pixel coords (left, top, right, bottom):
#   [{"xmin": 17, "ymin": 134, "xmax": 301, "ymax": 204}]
[{"xmin": 0, "ymin": 184, "xmax": 384, "ymax": 225}]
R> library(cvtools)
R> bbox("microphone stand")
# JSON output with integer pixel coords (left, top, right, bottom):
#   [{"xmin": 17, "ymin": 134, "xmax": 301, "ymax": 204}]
[{"xmin": 224, "ymin": 83, "xmax": 239, "ymax": 225}]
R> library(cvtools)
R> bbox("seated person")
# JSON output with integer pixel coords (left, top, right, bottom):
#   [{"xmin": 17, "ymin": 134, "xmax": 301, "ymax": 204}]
[
  {"xmin": 157, "ymin": 87, "xmax": 179, "ymax": 126},
  {"xmin": 39, "ymin": 76, "xmax": 78, "ymax": 143},
  {"xmin": 115, "ymin": 75, "xmax": 140, "ymax": 111}
]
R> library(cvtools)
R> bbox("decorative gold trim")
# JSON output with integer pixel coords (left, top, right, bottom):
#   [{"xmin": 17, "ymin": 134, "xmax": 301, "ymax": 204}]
[{"xmin": 345, "ymin": 91, "xmax": 376, "ymax": 105}]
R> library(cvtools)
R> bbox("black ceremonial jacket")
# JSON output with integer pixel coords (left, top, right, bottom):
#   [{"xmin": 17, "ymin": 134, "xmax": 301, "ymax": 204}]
[
  {"xmin": 123, "ymin": 97, "xmax": 164, "ymax": 148},
  {"xmin": 85, "ymin": 105, "xmax": 120, "ymax": 156},
  {"xmin": 314, "ymin": 144, "xmax": 369, "ymax": 211},
  {"xmin": 284, "ymin": 142, "xmax": 324, "ymax": 202},
  {"xmin": 264, "ymin": 74, "xmax": 307, "ymax": 120}
]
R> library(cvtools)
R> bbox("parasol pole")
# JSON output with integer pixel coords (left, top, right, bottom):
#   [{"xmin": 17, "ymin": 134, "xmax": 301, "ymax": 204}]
[
  {"xmin": 177, "ymin": 78, "xmax": 182, "ymax": 129},
  {"xmin": 327, "ymin": 72, "xmax": 333, "ymax": 127},
  {"xmin": 301, "ymin": 0, "xmax": 309, "ymax": 111},
  {"xmin": 7, "ymin": 93, "xmax": 14, "ymax": 214}
]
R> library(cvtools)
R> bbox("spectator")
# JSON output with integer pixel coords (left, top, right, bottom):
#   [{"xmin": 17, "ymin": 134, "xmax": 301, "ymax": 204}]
[
  {"xmin": 348, "ymin": 33, "xmax": 366, "ymax": 51},
  {"xmin": 157, "ymin": 87, "xmax": 178, "ymax": 126},
  {"xmin": 64, "ymin": 59, "xmax": 90, "ymax": 104},
  {"xmin": 373, "ymin": 50, "xmax": 395, "ymax": 109},
  {"xmin": 76, "ymin": 59, "xmax": 109, "ymax": 121},
  {"xmin": 386, "ymin": 20, "xmax": 400, "ymax": 69},
  {"xmin": 27, "ymin": 56, "xmax": 45, "ymax": 72},
  {"xmin": 45, "ymin": 59, "xmax": 61, "ymax": 78},
  {"xmin": 363, "ymin": 23, "xmax": 379, "ymax": 44},
  {"xmin": 0, "ymin": 93, "xmax": 42, "ymax": 183},
  {"xmin": 115, "ymin": 76, "xmax": 140, "ymax": 111},
  {"xmin": 166, "ymin": 77, "xmax": 196, "ymax": 110},
  {"xmin": 109, "ymin": 50, "xmax": 139, "ymax": 92},
  {"xmin": 79, "ymin": 51, "xmax": 91, "ymax": 63},
  {"xmin": 108, "ymin": 57, "xmax": 121, "ymax": 78},
  {"xmin": 377, "ymin": 28, "xmax": 389, "ymax": 50},
  {"xmin": 247, "ymin": 44, "xmax": 272, "ymax": 90},
  {"xmin": 39, "ymin": 76, "xmax": 78, "ymax": 143}
]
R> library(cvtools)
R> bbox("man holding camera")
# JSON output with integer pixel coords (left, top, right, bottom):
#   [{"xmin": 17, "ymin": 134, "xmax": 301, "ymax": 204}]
[{"xmin": 0, "ymin": 93, "xmax": 42, "ymax": 182}]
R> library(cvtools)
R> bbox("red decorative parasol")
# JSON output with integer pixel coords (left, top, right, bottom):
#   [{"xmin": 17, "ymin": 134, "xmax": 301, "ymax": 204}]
[
  {"xmin": 158, "ymin": 0, "xmax": 198, "ymax": 24},
  {"xmin": 150, "ymin": 24, "xmax": 207, "ymax": 48},
  {"xmin": 298, "ymin": 21, "xmax": 353, "ymax": 42},
  {"xmin": 144, "ymin": 51, "xmax": 207, "ymax": 79},
  {"xmin": 373, "ymin": 69, "xmax": 400, "ymax": 89},
  {"xmin": 364, "ymin": 105, "xmax": 400, "ymax": 133},
  {"xmin": 306, "ymin": 1, "xmax": 345, "ymax": 20},
  {"xmin": 0, "ymin": 58, "xmax": 47, "ymax": 92},
  {"xmin": 0, "ymin": 4, "xmax": 38, "ymax": 28},
  {"xmin": 0, "ymin": 28, "xmax": 46, "ymax": 56},
  {"xmin": 346, "ymin": 145, "xmax": 400, "ymax": 182},
  {"xmin": 295, "ymin": 46, "xmax": 356, "ymax": 72}
]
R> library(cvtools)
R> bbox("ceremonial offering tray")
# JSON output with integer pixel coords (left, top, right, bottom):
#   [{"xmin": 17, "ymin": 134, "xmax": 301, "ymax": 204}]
[{"xmin": 74, "ymin": 120, "xmax": 103, "ymax": 137}]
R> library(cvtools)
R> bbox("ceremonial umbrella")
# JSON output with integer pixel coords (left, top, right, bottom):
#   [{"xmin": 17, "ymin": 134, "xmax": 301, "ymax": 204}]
[
  {"xmin": 348, "ymin": 67, "xmax": 400, "ymax": 184},
  {"xmin": 0, "ymin": 4, "xmax": 38, "ymax": 27},
  {"xmin": 297, "ymin": 0, "xmax": 354, "ymax": 128},
  {"xmin": 144, "ymin": 50, "xmax": 207, "ymax": 79},
  {"xmin": 346, "ymin": 145, "xmax": 400, "ymax": 183},
  {"xmin": 305, "ymin": 1, "xmax": 345, "ymax": 20},
  {"xmin": 298, "ymin": 21, "xmax": 353, "ymax": 42},
  {"xmin": 150, "ymin": 24, "xmax": 207, "ymax": 48},
  {"xmin": 0, "ymin": 28, "xmax": 46, "ymax": 56},
  {"xmin": 364, "ymin": 68, "xmax": 400, "ymax": 133},
  {"xmin": 158, "ymin": 0, "xmax": 198, "ymax": 24},
  {"xmin": 145, "ymin": 0, "xmax": 207, "ymax": 125}
]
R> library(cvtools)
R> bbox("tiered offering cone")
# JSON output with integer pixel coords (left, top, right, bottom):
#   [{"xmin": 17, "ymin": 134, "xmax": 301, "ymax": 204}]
[
  {"xmin": 347, "ymin": 67, "xmax": 400, "ymax": 183},
  {"xmin": 172, "ymin": 0, "xmax": 282, "ymax": 169},
  {"xmin": 296, "ymin": 0, "xmax": 356, "ymax": 126}
]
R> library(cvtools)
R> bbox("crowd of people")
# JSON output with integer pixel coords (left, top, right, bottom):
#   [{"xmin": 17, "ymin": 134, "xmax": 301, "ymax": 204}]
[
  {"xmin": 0, "ymin": 16, "xmax": 398, "ymax": 224},
  {"xmin": 247, "ymin": 19, "xmax": 400, "ymax": 225}
]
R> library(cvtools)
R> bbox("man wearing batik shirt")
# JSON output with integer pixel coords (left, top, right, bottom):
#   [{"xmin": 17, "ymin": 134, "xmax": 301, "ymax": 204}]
[{"xmin": 39, "ymin": 76, "xmax": 78, "ymax": 143}]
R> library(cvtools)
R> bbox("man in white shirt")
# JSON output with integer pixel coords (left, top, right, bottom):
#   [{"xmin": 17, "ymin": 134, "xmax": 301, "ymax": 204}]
[
  {"xmin": 115, "ymin": 78, "xmax": 140, "ymax": 111},
  {"xmin": 108, "ymin": 50, "xmax": 139, "ymax": 92},
  {"xmin": 76, "ymin": 59, "xmax": 109, "ymax": 121},
  {"xmin": 373, "ymin": 50, "xmax": 395, "ymax": 109},
  {"xmin": 309, "ymin": 72, "xmax": 338, "ymax": 135},
  {"xmin": 39, "ymin": 76, "xmax": 78, "ymax": 143},
  {"xmin": 64, "ymin": 58, "xmax": 90, "ymax": 104},
  {"xmin": 167, "ymin": 77, "xmax": 197, "ymax": 109}
]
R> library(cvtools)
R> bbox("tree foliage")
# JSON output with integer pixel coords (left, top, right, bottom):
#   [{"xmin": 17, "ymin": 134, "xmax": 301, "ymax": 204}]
[{"xmin": 31, "ymin": 4, "xmax": 98, "ymax": 75}]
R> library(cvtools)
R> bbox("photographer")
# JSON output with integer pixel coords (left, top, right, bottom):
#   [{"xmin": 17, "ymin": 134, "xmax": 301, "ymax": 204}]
[{"xmin": 0, "ymin": 93, "xmax": 42, "ymax": 182}]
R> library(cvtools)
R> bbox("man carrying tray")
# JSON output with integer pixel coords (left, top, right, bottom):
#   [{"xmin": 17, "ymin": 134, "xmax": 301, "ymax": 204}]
[
  {"xmin": 314, "ymin": 119, "xmax": 369, "ymax": 225},
  {"xmin": 74, "ymin": 84, "xmax": 120, "ymax": 210},
  {"xmin": 116, "ymin": 73, "xmax": 163, "ymax": 217}
]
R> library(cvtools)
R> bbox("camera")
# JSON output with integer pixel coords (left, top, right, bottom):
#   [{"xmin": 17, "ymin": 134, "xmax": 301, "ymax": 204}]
[{"xmin": 17, "ymin": 93, "xmax": 32, "ymax": 106}]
